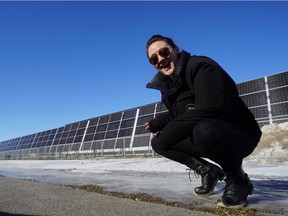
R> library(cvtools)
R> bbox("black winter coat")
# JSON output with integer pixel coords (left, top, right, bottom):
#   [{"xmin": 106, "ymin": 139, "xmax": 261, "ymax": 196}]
[{"xmin": 146, "ymin": 51, "xmax": 262, "ymax": 140}]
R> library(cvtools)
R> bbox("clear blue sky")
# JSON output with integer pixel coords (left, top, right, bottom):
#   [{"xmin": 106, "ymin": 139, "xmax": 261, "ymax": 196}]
[{"xmin": 0, "ymin": 1, "xmax": 287, "ymax": 141}]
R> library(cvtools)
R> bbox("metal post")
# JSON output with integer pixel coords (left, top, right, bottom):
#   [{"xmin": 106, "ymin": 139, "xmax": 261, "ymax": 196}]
[{"xmin": 265, "ymin": 76, "xmax": 273, "ymax": 124}]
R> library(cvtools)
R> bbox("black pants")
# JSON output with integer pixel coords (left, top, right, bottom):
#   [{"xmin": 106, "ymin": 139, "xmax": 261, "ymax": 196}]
[{"xmin": 151, "ymin": 119, "xmax": 259, "ymax": 172}]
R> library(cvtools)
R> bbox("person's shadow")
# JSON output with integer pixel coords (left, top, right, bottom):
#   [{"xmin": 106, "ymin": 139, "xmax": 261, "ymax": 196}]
[{"xmin": 250, "ymin": 179, "xmax": 288, "ymax": 202}]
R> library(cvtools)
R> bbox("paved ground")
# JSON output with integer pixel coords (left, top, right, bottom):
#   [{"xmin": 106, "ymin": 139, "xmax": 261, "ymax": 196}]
[{"xmin": 0, "ymin": 176, "xmax": 217, "ymax": 216}]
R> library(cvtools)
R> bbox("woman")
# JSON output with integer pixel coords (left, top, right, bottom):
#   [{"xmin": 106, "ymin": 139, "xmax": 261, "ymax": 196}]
[{"xmin": 144, "ymin": 34, "xmax": 262, "ymax": 208}]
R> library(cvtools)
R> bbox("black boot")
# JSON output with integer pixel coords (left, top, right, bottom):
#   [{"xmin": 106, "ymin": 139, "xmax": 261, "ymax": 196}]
[
  {"xmin": 217, "ymin": 167, "xmax": 254, "ymax": 208},
  {"xmin": 186, "ymin": 157, "xmax": 225, "ymax": 196}
]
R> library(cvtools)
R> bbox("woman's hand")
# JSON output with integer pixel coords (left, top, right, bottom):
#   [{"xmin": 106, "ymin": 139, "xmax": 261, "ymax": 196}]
[{"xmin": 144, "ymin": 122, "xmax": 152, "ymax": 132}]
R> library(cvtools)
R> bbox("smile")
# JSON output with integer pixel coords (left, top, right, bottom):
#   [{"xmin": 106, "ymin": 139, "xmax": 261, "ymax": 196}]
[{"xmin": 160, "ymin": 59, "xmax": 170, "ymax": 68}]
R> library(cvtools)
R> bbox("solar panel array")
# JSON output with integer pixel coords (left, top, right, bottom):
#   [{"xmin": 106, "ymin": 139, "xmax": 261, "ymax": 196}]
[
  {"xmin": 237, "ymin": 71, "xmax": 288, "ymax": 127},
  {"xmin": 1, "ymin": 71, "xmax": 287, "ymax": 159}
]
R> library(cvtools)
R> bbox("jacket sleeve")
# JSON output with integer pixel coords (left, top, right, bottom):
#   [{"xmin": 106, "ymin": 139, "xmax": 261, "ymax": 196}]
[{"xmin": 148, "ymin": 112, "xmax": 172, "ymax": 133}]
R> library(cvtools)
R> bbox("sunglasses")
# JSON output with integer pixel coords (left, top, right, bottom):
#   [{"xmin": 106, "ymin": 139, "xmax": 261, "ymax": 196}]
[{"xmin": 149, "ymin": 47, "xmax": 171, "ymax": 65}]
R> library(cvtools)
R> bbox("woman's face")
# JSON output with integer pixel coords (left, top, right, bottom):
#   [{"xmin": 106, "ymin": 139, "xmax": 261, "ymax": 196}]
[{"xmin": 147, "ymin": 41, "xmax": 179, "ymax": 78}]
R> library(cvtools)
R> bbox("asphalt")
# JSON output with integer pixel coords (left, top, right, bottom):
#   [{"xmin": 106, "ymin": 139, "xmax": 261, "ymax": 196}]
[{"xmin": 0, "ymin": 176, "xmax": 217, "ymax": 216}]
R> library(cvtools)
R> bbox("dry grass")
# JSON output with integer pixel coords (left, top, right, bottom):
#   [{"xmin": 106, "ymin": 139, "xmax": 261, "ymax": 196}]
[{"xmin": 65, "ymin": 184, "xmax": 263, "ymax": 216}]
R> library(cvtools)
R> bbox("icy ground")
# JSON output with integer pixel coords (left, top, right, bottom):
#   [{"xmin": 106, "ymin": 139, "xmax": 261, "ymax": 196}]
[
  {"xmin": 1, "ymin": 122, "xmax": 288, "ymax": 215},
  {"xmin": 0, "ymin": 157, "xmax": 287, "ymax": 216}
]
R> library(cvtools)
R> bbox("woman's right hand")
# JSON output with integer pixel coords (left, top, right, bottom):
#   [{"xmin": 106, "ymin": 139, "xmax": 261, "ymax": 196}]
[{"xmin": 144, "ymin": 122, "xmax": 152, "ymax": 132}]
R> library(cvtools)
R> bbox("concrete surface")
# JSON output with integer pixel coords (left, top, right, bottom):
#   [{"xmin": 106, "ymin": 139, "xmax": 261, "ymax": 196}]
[{"xmin": 0, "ymin": 176, "xmax": 217, "ymax": 216}]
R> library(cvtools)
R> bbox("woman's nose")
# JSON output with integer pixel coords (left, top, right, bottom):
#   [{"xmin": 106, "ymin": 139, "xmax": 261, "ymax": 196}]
[{"xmin": 157, "ymin": 54, "xmax": 165, "ymax": 63}]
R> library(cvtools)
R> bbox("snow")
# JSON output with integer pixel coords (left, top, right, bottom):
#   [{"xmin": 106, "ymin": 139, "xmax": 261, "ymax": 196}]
[{"xmin": 0, "ymin": 157, "xmax": 287, "ymax": 180}]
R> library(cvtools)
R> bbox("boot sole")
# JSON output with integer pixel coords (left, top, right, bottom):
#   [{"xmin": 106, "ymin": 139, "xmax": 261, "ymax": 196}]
[
  {"xmin": 193, "ymin": 190, "xmax": 213, "ymax": 196},
  {"xmin": 216, "ymin": 200, "xmax": 249, "ymax": 209},
  {"xmin": 216, "ymin": 182, "xmax": 254, "ymax": 208},
  {"xmin": 193, "ymin": 175, "xmax": 222, "ymax": 196}
]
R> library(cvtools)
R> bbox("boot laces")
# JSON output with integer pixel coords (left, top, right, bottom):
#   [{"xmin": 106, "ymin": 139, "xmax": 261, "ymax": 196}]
[{"xmin": 186, "ymin": 168, "xmax": 199, "ymax": 182}]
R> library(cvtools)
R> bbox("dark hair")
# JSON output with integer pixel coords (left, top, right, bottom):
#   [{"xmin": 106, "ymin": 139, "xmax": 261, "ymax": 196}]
[{"xmin": 146, "ymin": 34, "xmax": 178, "ymax": 56}]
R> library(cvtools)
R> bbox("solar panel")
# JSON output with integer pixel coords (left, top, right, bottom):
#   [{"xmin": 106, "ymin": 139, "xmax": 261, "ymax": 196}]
[{"xmin": 1, "ymin": 71, "xmax": 287, "ymax": 159}]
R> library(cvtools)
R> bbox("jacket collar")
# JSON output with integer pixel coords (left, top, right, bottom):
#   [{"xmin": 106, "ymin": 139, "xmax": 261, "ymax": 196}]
[{"xmin": 146, "ymin": 50, "xmax": 191, "ymax": 93}]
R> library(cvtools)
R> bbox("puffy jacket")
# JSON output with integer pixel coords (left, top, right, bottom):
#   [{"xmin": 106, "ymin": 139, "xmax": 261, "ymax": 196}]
[{"xmin": 146, "ymin": 51, "xmax": 262, "ymax": 141}]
